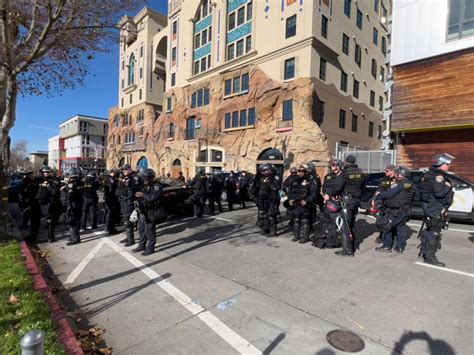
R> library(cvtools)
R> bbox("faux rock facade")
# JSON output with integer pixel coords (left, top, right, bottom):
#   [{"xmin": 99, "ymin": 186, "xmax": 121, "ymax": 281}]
[{"xmin": 107, "ymin": 65, "xmax": 331, "ymax": 178}]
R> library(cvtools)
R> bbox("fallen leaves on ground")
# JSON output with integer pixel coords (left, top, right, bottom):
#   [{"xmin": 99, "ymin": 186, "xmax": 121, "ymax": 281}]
[
  {"xmin": 76, "ymin": 327, "xmax": 110, "ymax": 354},
  {"xmin": 8, "ymin": 295, "xmax": 18, "ymax": 304}
]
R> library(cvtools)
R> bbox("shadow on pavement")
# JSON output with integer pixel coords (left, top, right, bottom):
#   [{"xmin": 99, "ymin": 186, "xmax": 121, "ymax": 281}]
[
  {"xmin": 353, "ymin": 218, "xmax": 379, "ymax": 250},
  {"xmin": 315, "ymin": 349, "xmax": 336, "ymax": 355},
  {"xmin": 391, "ymin": 331, "xmax": 456, "ymax": 355},
  {"xmin": 262, "ymin": 333, "xmax": 286, "ymax": 354}
]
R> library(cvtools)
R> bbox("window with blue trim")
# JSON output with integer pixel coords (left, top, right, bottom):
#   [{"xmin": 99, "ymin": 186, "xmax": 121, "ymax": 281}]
[
  {"xmin": 240, "ymin": 110, "xmax": 247, "ymax": 126},
  {"xmin": 225, "ymin": 112, "xmax": 231, "ymax": 129},
  {"xmin": 284, "ymin": 58, "xmax": 295, "ymax": 80},
  {"xmin": 248, "ymin": 108, "xmax": 256, "ymax": 125},
  {"xmin": 128, "ymin": 54, "xmax": 135, "ymax": 86},
  {"xmin": 193, "ymin": 1, "xmax": 213, "ymax": 75},
  {"xmin": 233, "ymin": 76, "xmax": 240, "ymax": 93},
  {"xmin": 223, "ymin": 108, "xmax": 256, "ymax": 129},
  {"xmin": 283, "ymin": 100, "xmax": 293, "ymax": 121},
  {"xmin": 224, "ymin": 73, "xmax": 249, "ymax": 96},
  {"xmin": 227, "ymin": 1, "xmax": 253, "ymax": 61},
  {"xmin": 242, "ymin": 73, "xmax": 249, "ymax": 92},
  {"xmin": 344, "ymin": 0, "xmax": 351, "ymax": 18},
  {"xmin": 232, "ymin": 111, "xmax": 239, "ymax": 127},
  {"xmin": 191, "ymin": 88, "xmax": 210, "ymax": 108},
  {"xmin": 225, "ymin": 79, "xmax": 232, "ymax": 96}
]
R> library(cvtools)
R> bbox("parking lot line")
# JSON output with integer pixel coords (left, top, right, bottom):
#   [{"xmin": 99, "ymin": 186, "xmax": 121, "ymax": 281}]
[
  {"xmin": 214, "ymin": 217, "xmax": 234, "ymax": 223},
  {"xmin": 64, "ymin": 239, "xmax": 106, "ymax": 284},
  {"xmin": 103, "ymin": 238, "xmax": 261, "ymax": 355},
  {"xmin": 415, "ymin": 262, "xmax": 474, "ymax": 278}
]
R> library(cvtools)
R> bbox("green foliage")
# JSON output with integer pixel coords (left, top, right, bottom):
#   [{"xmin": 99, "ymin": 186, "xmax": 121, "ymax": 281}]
[{"xmin": 0, "ymin": 241, "xmax": 65, "ymax": 354}]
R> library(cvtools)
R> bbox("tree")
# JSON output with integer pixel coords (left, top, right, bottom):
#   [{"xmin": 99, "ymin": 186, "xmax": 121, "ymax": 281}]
[
  {"xmin": 0, "ymin": 0, "xmax": 145, "ymax": 239},
  {"xmin": 8, "ymin": 139, "xmax": 29, "ymax": 171}
]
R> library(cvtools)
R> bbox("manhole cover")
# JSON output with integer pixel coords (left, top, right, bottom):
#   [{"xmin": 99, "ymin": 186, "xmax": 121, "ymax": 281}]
[{"xmin": 326, "ymin": 330, "xmax": 365, "ymax": 353}]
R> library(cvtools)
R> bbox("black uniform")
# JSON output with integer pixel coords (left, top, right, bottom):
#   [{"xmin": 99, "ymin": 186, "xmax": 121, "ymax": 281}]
[
  {"xmin": 258, "ymin": 174, "xmax": 281, "ymax": 236},
  {"xmin": 372, "ymin": 176, "xmax": 394, "ymax": 242},
  {"xmin": 103, "ymin": 175, "xmax": 120, "ymax": 234},
  {"xmin": 136, "ymin": 180, "xmax": 163, "ymax": 254},
  {"xmin": 116, "ymin": 173, "xmax": 142, "ymax": 245},
  {"xmin": 20, "ymin": 176, "xmax": 41, "ymax": 243},
  {"xmin": 189, "ymin": 172, "xmax": 208, "ymax": 217},
  {"xmin": 237, "ymin": 174, "xmax": 251, "ymax": 208},
  {"xmin": 331, "ymin": 164, "xmax": 366, "ymax": 255},
  {"xmin": 282, "ymin": 173, "xmax": 298, "ymax": 225},
  {"xmin": 63, "ymin": 179, "xmax": 84, "ymax": 244},
  {"xmin": 208, "ymin": 174, "xmax": 224, "ymax": 215},
  {"xmin": 36, "ymin": 176, "xmax": 62, "ymax": 242},
  {"xmin": 419, "ymin": 167, "xmax": 454, "ymax": 266},
  {"xmin": 253, "ymin": 172, "xmax": 264, "ymax": 227},
  {"xmin": 81, "ymin": 177, "xmax": 100, "ymax": 230},
  {"xmin": 288, "ymin": 174, "xmax": 317, "ymax": 243},
  {"xmin": 224, "ymin": 174, "xmax": 238, "ymax": 211}
]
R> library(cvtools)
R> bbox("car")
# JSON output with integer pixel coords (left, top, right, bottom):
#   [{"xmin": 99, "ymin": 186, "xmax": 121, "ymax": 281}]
[
  {"xmin": 361, "ymin": 169, "xmax": 474, "ymax": 224},
  {"xmin": 156, "ymin": 177, "xmax": 193, "ymax": 215}
]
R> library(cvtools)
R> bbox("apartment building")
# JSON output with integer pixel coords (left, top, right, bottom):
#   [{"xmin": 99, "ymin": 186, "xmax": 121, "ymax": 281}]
[
  {"xmin": 391, "ymin": 0, "xmax": 474, "ymax": 180},
  {"xmin": 48, "ymin": 135, "xmax": 60, "ymax": 170},
  {"xmin": 59, "ymin": 115, "xmax": 108, "ymax": 173},
  {"xmin": 29, "ymin": 151, "xmax": 48, "ymax": 172},
  {"xmin": 107, "ymin": 0, "xmax": 390, "ymax": 177}
]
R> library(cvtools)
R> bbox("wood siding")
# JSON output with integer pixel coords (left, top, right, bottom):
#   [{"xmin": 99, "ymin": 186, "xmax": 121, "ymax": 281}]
[
  {"xmin": 397, "ymin": 130, "xmax": 474, "ymax": 181},
  {"xmin": 392, "ymin": 48, "xmax": 474, "ymax": 132}
]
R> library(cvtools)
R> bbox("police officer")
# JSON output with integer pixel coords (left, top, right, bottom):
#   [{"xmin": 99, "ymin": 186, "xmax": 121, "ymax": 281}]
[
  {"xmin": 116, "ymin": 164, "xmax": 142, "ymax": 246},
  {"xmin": 307, "ymin": 161, "xmax": 323, "ymax": 213},
  {"xmin": 375, "ymin": 167, "xmax": 418, "ymax": 254},
  {"xmin": 62, "ymin": 168, "xmax": 84, "ymax": 245},
  {"xmin": 20, "ymin": 171, "xmax": 41, "ymax": 243},
  {"xmin": 253, "ymin": 166, "xmax": 264, "ymax": 228},
  {"xmin": 288, "ymin": 165, "xmax": 317, "ymax": 243},
  {"xmin": 237, "ymin": 170, "xmax": 251, "ymax": 209},
  {"xmin": 419, "ymin": 153, "xmax": 455, "ymax": 267},
  {"xmin": 81, "ymin": 171, "xmax": 100, "ymax": 230},
  {"xmin": 36, "ymin": 166, "xmax": 61, "ymax": 242},
  {"xmin": 282, "ymin": 167, "xmax": 298, "ymax": 226},
  {"xmin": 331, "ymin": 155, "xmax": 366, "ymax": 256},
  {"xmin": 133, "ymin": 169, "xmax": 163, "ymax": 256},
  {"xmin": 225, "ymin": 170, "xmax": 238, "ymax": 211},
  {"xmin": 189, "ymin": 168, "xmax": 208, "ymax": 217},
  {"xmin": 258, "ymin": 164, "xmax": 281, "ymax": 237},
  {"xmin": 103, "ymin": 168, "xmax": 121, "ymax": 235},
  {"xmin": 372, "ymin": 164, "xmax": 397, "ymax": 243},
  {"xmin": 208, "ymin": 171, "xmax": 224, "ymax": 215}
]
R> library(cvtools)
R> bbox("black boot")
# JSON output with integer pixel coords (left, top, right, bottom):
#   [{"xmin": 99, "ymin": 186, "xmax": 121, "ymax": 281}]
[
  {"xmin": 67, "ymin": 226, "xmax": 81, "ymax": 245},
  {"xmin": 269, "ymin": 217, "xmax": 277, "ymax": 237},
  {"xmin": 375, "ymin": 245, "xmax": 392, "ymax": 253},
  {"xmin": 292, "ymin": 219, "xmax": 301, "ymax": 242},
  {"xmin": 299, "ymin": 219, "xmax": 310, "ymax": 244},
  {"xmin": 424, "ymin": 237, "xmax": 445, "ymax": 267},
  {"xmin": 48, "ymin": 225, "xmax": 56, "ymax": 242},
  {"xmin": 124, "ymin": 226, "xmax": 135, "ymax": 247}
]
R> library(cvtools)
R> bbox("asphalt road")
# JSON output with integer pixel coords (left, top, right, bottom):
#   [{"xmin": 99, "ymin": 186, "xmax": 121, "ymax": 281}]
[{"xmin": 33, "ymin": 204, "xmax": 473, "ymax": 354}]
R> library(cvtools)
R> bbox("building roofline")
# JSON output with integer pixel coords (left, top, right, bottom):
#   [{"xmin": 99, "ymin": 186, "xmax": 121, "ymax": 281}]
[
  {"xmin": 59, "ymin": 114, "xmax": 107, "ymax": 126},
  {"xmin": 29, "ymin": 151, "xmax": 48, "ymax": 155},
  {"xmin": 118, "ymin": 6, "xmax": 167, "ymax": 27}
]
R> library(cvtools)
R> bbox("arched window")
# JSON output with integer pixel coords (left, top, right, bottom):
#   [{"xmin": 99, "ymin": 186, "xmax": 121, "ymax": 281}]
[
  {"xmin": 128, "ymin": 54, "xmax": 136, "ymax": 86},
  {"xmin": 137, "ymin": 156, "xmax": 148, "ymax": 169},
  {"xmin": 172, "ymin": 159, "xmax": 182, "ymax": 166}
]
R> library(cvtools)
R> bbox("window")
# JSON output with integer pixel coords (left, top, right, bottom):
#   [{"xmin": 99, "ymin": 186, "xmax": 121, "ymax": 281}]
[
  {"xmin": 340, "ymin": 71, "xmax": 348, "ymax": 92},
  {"xmin": 203, "ymin": 88, "xmax": 210, "ymax": 105},
  {"xmin": 373, "ymin": 27, "xmax": 379, "ymax": 45},
  {"xmin": 380, "ymin": 66, "xmax": 385, "ymax": 82},
  {"xmin": 356, "ymin": 9, "xmax": 363, "ymax": 29},
  {"xmin": 191, "ymin": 92, "xmax": 197, "ymax": 108},
  {"xmin": 378, "ymin": 124, "xmax": 382, "ymax": 139},
  {"xmin": 233, "ymin": 76, "xmax": 240, "ymax": 93},
  {"xmin": 283, "ymin": 100, "xmax": 293, "ymax": 121},
  {"xmin": 200, "ymin": 56, "xmax": 207, "ymax": 72},
  {"xmin": 185, "ymin": 117, "xmax": 197, "ymax": 140},
  {"xmin": 370, "ymin": 90, "xmax": 375, "ymax": 107},
  {"xmin": 171, "ymin": 73, "xmax": 176, "ymax": 86},
  {"xmin": 172, "ymin": 20, "xmax": 177, "ymax": 38},
  {"xmin": 344, "ymin": 0, "xmax": 351, "ymax": 18},
  {"xmin": 237, "ymin": 6, "xmax": 245, "ymax": 26},
  {"xmin": 129, "ymin": 93, "xmax": 132, "ymax": 104},
  {"xmin": 208, "ymin": 26, "xmax": 212, "ymax": 42},
  {"xmin": 286, "ymin": 15, "xmax": 297, "ymax": 38},
  {"xmin": 194, "ymin": 61, "xmax": 200, "ymax": 75},
  {"xmin": 229, "ymin": 12, "xmax": 236, "ymax": 30},
  {"xmin": 339, "ymin": 110, "xmax": 346, "ymax": 129},
  {"xmin": 353, "ymin": 79, "xmax": 359, "ymax": 99},
  {"xmin": 227, "ymin": 43, "xmax": 235, "ymax": 60},
  {"xmin": 225, "ymin": 79, "xmax": 232, "ymax": 96},
  {"xmin": 284, "ymin": 57, "xmax": 295, "ymax": 80},
  {"xmin": 321, "ymin": 15, "xmax": 328, "ymax": 38},
  {"xmin": 139, "ymin": 89, "xmax": 142, "ymax": 100},
  {"xmin": 202, "ymin": 29, "xmax": 208, "ymax": 46},
  {"xmin": 232, "ymin": 111, "xmax": 239, "ymax": 127},
  {"xmin": 236, "ymin": 39, "xmax": 244, "ymax": 57},
  {"xmin": 172, "ymin": 47, "xmax": 177, "ymax": 65},
  {"xmin": 138, "ymin": 109, "xmax": 145, "ymax": 122},
  {"xmin": 224, "ymin": 108, "xmax": 255, "ymax": 129},
  {"xmin": 242, "ymin": 73, "xmax": 249, "ymax": 92},
  {"xmin": 369, "ymin": 122, "xmax": 374, "ymax": 137},
  {"xmin": 315, "ymin": 100, "xmax": 325, "ymax": 124},
  {"xmin": 374, "ymin": 0, "xmax": 380, "ymax": 14},
  {"xmin": 448, "ymin": 0, "xmax": 474, "ymax": 40},
  {"xmin": 166, "ymin": 97, "xmax": 172, "ymax": 112},
  {"xmin": 379, "ymin": 95, "xmax": 384, "ymax": 111},
  {"xmin": 319, "ymin": 58, "xmax": 327, "ymax": 81},
  {"xmin": 247, "ymin": 1, "xmax": 253, "ymax": 20},
  {"xmin": 248, "ymin": 107, "xmax": 256, "ymax": 125},
  {"xmin": 245, "ymin": 35, "xmax": 252, "ymax": 52},
  {"xmin": 371, "ymin": 59, "xmax": 377, "ymax": 78},
  {"xmin": 82, "ymin": 135, "xmax": 90, "ymax": 145},
  {"xmin": 79, "ymin": 121, "xmax": 89, "ymax": 132},
  {"xmin": 125, "ymin": 132, "xmax": 136, "ymax": 144},
  {"xmin": 128, "ymin": 54, "xmax": 135, "ymax": 86},
  {"xmin": 355, "ymin": 44, "xmax": 362, "ymax": 67},
  {"xmin": 195, "ymin": 33, "xmax": 201, "ymax": 48},
  {"xmin": 382, "ymin": 37, "xmax": 387, "ymax": 54},
  {"xmin": 197, "ymin": 89, "xmax": 203, "ymax": 106},
  {"xmin": 342, "ymin": 34, "xmax": 350, "ymax": 55},
  {"xmin": 139, "ymin": 67, "xmax": 143, "ymax": 79},
  {"xmin": 351, "ymin": 114, "xmax": 358, "ymax": 132},
  {"xmin": 240, "ymin": 110, "xmax": 247, "ymax": 126},
  {"xmin": 225, "ymin": 112, "xmax": 231, "ymax": 129},
  {"xmin": 140, "ymin": 46, "xmax": 143, "ymax": 58}
]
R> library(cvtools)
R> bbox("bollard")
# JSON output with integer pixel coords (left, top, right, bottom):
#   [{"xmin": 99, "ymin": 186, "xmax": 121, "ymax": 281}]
[{"xmin": 20, "ymin": 330, "xmax": 45, "ymax": 355}]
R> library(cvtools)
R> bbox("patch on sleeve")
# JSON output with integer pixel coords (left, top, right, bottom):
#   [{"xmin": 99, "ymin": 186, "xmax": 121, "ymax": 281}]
[
  {"xmin": 153, "ymin": 185, "xmax": 160, "ymax": 191},
  {"xmin": 274, "ymin": 176, "xmax": 280, "ymax": 181},
  {"xmin": 435, "ymin": 175, "xmax": 445, "ymax": 183}
]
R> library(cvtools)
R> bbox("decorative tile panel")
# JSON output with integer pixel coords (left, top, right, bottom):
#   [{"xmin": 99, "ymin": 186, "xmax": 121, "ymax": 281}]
[
  {"xmin": 227, "ymin": 21, "xmax": 252, "ymax": 44},
  {"xmin": 194, "ymin": 42, "xmax": 212, "ymax": 61},
  {"xmin": 195, "ymin": 15, "xmax": 212, "ymax": 34},
  {"xmin": 228, "ymin": 0, "xmax": 249, "ymax": 13}
]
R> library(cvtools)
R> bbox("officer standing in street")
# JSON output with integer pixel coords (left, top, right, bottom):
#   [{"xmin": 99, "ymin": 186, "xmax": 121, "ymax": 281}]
[
  {"xmin": 282, "ymin": 167, "xmax": 298, "ymax": 226},
  {"xmin": 253, "ymin": 166, "xmax": 264, "ymax": 228},
  {"xmin": 133, "ymin": 169, "xmax": 163, "ymax": 256},
  {"xmin": 36, "ymin": 166, "xmax": 61, "ymax": 242},
  {"xmin": 372, "ymin": 164, "xmax": 397, "ymax": 243},
  {"xmin": 116, "ymin": 164, "xmax": 142, "ymax": 246},
  {"xmin": 258, "ymin": 164, "xmax": 281, "ymax": 237},
  {"xmin": 237, "ymin": 170, "xmax": 251, "ymax": 209},
  {"xmin": 20, "ymin": 171, "xmax": 41, "ymax": 243},
  {"xmin": 81, "ymin": 171, "xmax": 100, "ymax": 230},
  {"xmin": 62, "ymin": 168, "xmax": 84, "ymax": 245},
  {"xmin": 208, "ymin": 171, "xmax": 224, "ymax": 215},
  {"xmin": 189, "ymin": 168, "xmax": 208, "ymax": 217},
  {"xmin": 224, "ymin": 170, "xmax": 238, "ymax": 211},
  {"xmin": 419, "ymin": 153, "xmax": 455, "ymax": 267},
  {"xmin": 331, "ymin": 155, "xmax": 366, "ymax": 256},
  {"xmin": 103, "ymin": 168, "xmax": 120, "ymax": 235},
  {"xmin": 288, "ymin": 165, "xmax": 317, "ymax": 243},
  {"xmin": 375, "ymin": 167, "xmax": 418, "ymax": 254}
]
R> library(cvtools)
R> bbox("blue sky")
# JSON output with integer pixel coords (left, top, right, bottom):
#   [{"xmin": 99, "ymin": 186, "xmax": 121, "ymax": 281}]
[{"xmin": 12, "ymin": 0, "xmax": 167, "ymax": 153}]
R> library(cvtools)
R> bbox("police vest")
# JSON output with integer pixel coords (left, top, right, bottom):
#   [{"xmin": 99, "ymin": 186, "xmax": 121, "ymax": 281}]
[
  {"xmin": 343, "ymin": 167, "xmax": 365, "ymax": 198},
  {"xmin": 288, "ymin": 178, "xmax": 310, "ymax": 201},
  {"xmin": 83, "ymin": 179, "xmax": 98, "ymax": 199},
  {"xmin": 419, "ymin": 169, "xmax": 437, "ymax": 202},
  {"xmin": 386, "ymin": 181, "xmax": 416, "ymax": 210},
  {"xmin": 378, "ymin": 177, "xmax": 392, "ymax": 192},
  {"xmin": 36, "ymin": 178, "xmax": 53, "ymax": 203},
  {"xmin": 322, "ymin": 172, "xmax": 337, "ymax": 195}
]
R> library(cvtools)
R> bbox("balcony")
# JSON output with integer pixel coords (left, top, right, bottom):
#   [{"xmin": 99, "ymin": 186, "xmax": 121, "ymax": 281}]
[
  {"xmin": 276, "ymin": 119, "xmax": 293, "ymax": 132},
  {"xmin": 154, "ymin": 55, "xmax": 166, "ymax": 75}
]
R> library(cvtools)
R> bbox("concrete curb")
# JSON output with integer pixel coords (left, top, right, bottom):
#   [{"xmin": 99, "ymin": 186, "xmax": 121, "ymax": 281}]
[{"xmin": 20, "ymin": 241, "xmax": 84, "ymax": 355}]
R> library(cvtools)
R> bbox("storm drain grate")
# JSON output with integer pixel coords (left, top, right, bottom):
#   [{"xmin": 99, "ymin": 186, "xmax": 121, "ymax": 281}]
[{"xmin": 326, "ymin": 329, "xmax": 365, "ymax": 353}]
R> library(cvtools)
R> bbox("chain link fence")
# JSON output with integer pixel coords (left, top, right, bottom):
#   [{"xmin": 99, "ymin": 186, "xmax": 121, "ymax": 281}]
[{"xmin": 336, "ymin": 143, "xmax": 397, "ymax": 174}]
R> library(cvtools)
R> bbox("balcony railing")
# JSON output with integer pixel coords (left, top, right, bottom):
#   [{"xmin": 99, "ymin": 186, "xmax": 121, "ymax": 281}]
[{"xmin": 277, "ymin": 120, "xmax": 294, "ymax": 129}]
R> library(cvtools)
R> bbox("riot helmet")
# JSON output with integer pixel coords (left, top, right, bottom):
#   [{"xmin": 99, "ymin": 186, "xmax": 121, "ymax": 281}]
[
  {"xmin": 67, "ymin": 168, "xmax": 80, "ymax": 179},
  {"xmin": 138, "ymin": 168, "xmax": 156, "ymax": 181},
  {"xmin": 431, "ymin": 153, "xmax": 454, "ymax": 167}
]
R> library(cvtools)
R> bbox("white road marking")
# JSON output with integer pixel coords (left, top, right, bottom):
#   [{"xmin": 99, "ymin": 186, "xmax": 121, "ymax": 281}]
[
  {"xmin": 366, "ymin": 215, "xmax": 473, "ymax": 234},
  {"xmin": 214, "ymin": 217, "xmax": 234, "ymax": 223},
  {"xmin": 103, "ymin": 238, "xmax": 261, "ymax": 355},
  {"xmin": 64, "ymin": 239, "xmax": 106, "ymax": 284},
  {"xmin": 415, "ymin": 262, "xmax": 474, "ymax": 278}
]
